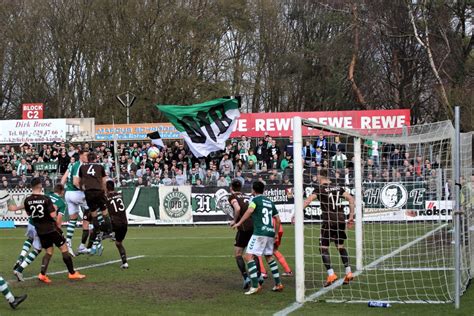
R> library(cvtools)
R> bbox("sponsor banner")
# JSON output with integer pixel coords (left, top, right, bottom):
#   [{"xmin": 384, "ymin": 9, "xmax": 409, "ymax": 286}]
[
  {"xmin": 94, "ymin": 109, "xmax": 410, "ymax": 142},
  {"xmin": 231, "ymin": 109, "xmax": 410, "ymax": 137},
  {"xmin": 303, "ymin": 185, "xmax": 351, "ymax": 221},
  {"xmin": 0, "ymin": 118, "xmax": 95, "ymax": 144},
  {"xmin": 0, "ymin": 188, "xmax": 32, "ymax": 225},
  {"xmin": 192, "ymin": 185, "xmax": 295, "ymax": 223},
  {"xmin": 122, "ymin": 187, "xmax": 159, "ymax": 224},
  {"xmin": 22, "ymin": 103, "xmax": 44, "ymax": 120},
  {"xmin": 159, "ymin": 186, "xmax": 193, "ymax": 224},
  {"xmin": 95, "ymin": 123, "xmax": 180, "ymax": 141},
  {"xmin": 0, "ymin": 119, "xmax": 67, "ymax": 143},
  {"xmin": 33, "ymin": 162, "xmax": 58, "ymax": 172}
]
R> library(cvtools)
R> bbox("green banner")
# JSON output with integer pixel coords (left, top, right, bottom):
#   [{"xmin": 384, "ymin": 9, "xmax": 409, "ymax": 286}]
[
  {"xmin": 363, "ymin": 182, "xmax": 426, "ymax": 210},
  {"xmin": 122, "ymin": 187, "xmax": 160, "ymax": 222}
]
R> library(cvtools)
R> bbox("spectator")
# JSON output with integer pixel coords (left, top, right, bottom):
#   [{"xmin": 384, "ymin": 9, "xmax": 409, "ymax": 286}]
[
  {"xmin": 238, "ymin": 136, "xmax": 250, "ymax": 161},
  {"xmin": 267, "ymin": 140, "xmax": 281, "ymax": 163},
  {"xmin": 331, "ymin": 150, "xmax": 347, "ymax": 170},
  {"xmin": 175, "ymin": 169, "xmax": 187, "ymax": 185},
  {"xmin": 195, "ymin": 178, "xmax": 205, "ymax": 187},
  {"xmin": 268, "ymin": 153, "xmax": 279, "ymax": 170},
  {"xmin": 58, "ymin": 151, "xmax": 70, "ymax": 174},
  {"xmin": 1, "ymin": 180, "xmax": 8, "ymax": 189},
  {"xmin": 282, "ymin": 175, "xmax": 292, "ymax": 186},
  {"xmin": 302, "ymin": 140, "xmax": 316, "ymax": 165},
  {"xmin": 314, "ymin": 132, "xmax": 328, "ymax": 154},
  {"xmin": 127, "ymin": 157, "xmax": 138, "ymax": 173},
  {"xmin": 16, "ymin": 158, "xmax": 28, "ymax": 176},
  {"xmin": 247, "ymin": 149, "xmax": 257, "ymax": 165},
  {"xmin": 204, "ymin": 170, "xmax": 217, "ymax": 186},
  {"xmin": 364, "ymin": 139, "xmax": 381, "ymax": 168},
  {"xmin": 161, "ymin": 172, "xmax": 173, "ymax": 186},
  {"xmin": 267, "ymin": 174, "xmax": 279, "ymax": 185},
  {"xmin": 217, "ymin": 175, "xmax": 228, "ymax": 187},
  {"xmin": 189, "ymin": 167, "xmax": 201, "ymax": 185},
  {"xmin": 329, "ymin": 136, "xmax": 345, "ymax": 157},
  {"xmin": 254, "ymin": 139, "xmax": 268, "ymax": 167},
  {"xmin": 234, "ymin": 171, "xmax": 245, "ymax": 186},
  {"xmin": 285, "ymin": 136, "xmax": 294, "ymax": 158},
  {"xmin": 219, "ymin": 154, "xmax": 233, "ymax": 176}
]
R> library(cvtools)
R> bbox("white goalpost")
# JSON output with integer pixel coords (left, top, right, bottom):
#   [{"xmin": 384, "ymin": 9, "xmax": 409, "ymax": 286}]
[{"xmin": 290, "ymin": 111, "xmax": 472, "ymax": 310}]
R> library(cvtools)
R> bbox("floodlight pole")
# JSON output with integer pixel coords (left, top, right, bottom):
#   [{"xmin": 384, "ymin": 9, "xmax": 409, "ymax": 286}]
[{"xmin": 116, "ymin": 91, "xmax": 137, "ymax": 125}]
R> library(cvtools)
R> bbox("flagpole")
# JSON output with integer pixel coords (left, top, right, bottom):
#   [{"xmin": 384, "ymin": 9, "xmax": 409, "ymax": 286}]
[{"xmin": 112, "ymin": 116, "xmax": 121, "ymax": 187}]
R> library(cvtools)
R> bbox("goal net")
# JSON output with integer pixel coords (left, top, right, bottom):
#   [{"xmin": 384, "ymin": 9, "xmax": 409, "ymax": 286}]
[{"xmin": 293, "ymin": 118, "xmax": 472, "ymax": 304}]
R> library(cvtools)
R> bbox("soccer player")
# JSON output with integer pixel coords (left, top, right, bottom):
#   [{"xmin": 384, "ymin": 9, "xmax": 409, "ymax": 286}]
[
  {"xmin": 24, "ymin": 178, "xmax": 85, "ymax": 283},
  {"xmin": 78, "ymin": 152, "xmax": 113, "ymax": 255},
  {"xmin": 228, "ymin": 180, "xmax": 253, "ymax": 289},
  {"xmin": 303, "ymin": 168, "xmax": 355, "ymax": 287},
  {"xmin": 13, "ymin": 184, "xmax": 67, "ymax": 281},
  {"xmin": 105, "ymin": 180, "xmax": 129, "ymax": 269},
  {"xmin": 0, "ymin": 275, "xmax": 27, "ymax": 309},
  {"xmin": 232, "ymin": 181, "xmax": 284, "ymax": 295},
  {"xmin": 61, "ymin": 150, "xmax": 89, "ymax": 256}
]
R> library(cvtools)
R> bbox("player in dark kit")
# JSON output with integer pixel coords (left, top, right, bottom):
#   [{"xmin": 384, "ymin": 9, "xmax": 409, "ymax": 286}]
[
  {"xmin": 77, "ymin": 152, "xmax": 114, "ymax": 254},
  {"xmin": 228, "ymin": 180, "xmax": 255, "ymax": 289},
  {"xmin": 24, "ymin": 178, "xmax": 85, "ymax": 283},
  {"xmin": 106, "ymin": 180, "xmax": 129, "ymax": 269},
  {"xmin": 303, "ymin": 169, "xmax": 355, "ymax": 287}
]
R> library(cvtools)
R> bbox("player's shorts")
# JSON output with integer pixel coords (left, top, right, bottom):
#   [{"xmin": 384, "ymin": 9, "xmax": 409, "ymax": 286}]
[
  {"xmin": 274, "ymin": 231, "xmax": 284, "ymax": 248},
  {"xmin": 320, "ymin": 222, "xmax": 347, "ymax": 247},
  {"xmin": 38, "ymin": 230, "xmax": 66, "ymax": 249},
  {"xmin": 234, "ymin": 229, "xmax": 253, "ymax": 248},
  {"xmin": 113, "ymin": 224, "xmax": 128, "ymax": 242},
  {"xmin": 26, "ymin": 223, "xmax": 42, "ymax": 250},
  {"xmin": 84, "ymin": 189, "xmax": 107, "ymax": 212},
  {"xmin": 246, "ymin": 235, "xmax": 275, "ymax": 256},
  {"xmin": 65, "ymin": 190, "xmax": 88, "ymax": 216}
]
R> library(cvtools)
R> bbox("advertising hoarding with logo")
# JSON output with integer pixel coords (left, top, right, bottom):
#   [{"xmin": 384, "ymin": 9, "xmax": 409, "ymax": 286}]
[{"xmin": 159, "ymin": 186, "xmax": 193, "ymax": 224}]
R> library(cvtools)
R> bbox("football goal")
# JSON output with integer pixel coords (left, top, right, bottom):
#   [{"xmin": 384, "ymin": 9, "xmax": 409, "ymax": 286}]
[{"xmin": 291, "ymin": 112, "xmax": 472, "ymax": 308}]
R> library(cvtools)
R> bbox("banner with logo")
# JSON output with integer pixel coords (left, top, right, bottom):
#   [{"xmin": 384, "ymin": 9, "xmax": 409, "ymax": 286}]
[
  {"xmin": 191, "ymin": 185, "xmax": 295, "ymax": 223},
  {"xmin": 122, "ymin": 187, "xmax": 160, "ymax": 224},
  {"xmin": 159, "ymin": 186, "xmax": 193, "ymax": 224},
  {"xmin": 95, "ymin": 123, "xmax": 180, "ymax": 141},
  {"xmin": 33, "ymin": 162, "xmax": 58, "ymax": 172}
]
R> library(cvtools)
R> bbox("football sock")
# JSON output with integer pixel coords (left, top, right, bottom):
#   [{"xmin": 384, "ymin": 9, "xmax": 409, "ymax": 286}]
[
  {"xmin": 100, "ymin": 214, "xmax": 113, "ymax": 234},
  {"xmin": 338, "ymin": 247, "xmax": 350, "ymax": 268},
  {"xmin": 17, "ymin": 239, "xmax": 32, "ymax": 262},
  {"xmin": 62, "ymin": 252, "xmax": 75, "ymax": 274},
  {"xmin": 235, "ymin": 256, "xmax": 248, "ymax": 279},
  {"xmin": 253, "ymin": 255, "xmax": 261, "ymax": 278},
  {"xmin": 274, "ymin": 250, "xmax": 291, "ymax": 273},
  {"xmin": 17, "ymin": 249, "xmax": 41, "ymax": 273},
  {"xmin": 258, "ymin": 256, "xmax": 267, "ymax": 275},
  {"xmin": 66, "ymin": 219, "xmax": 77, "ymax": 241},
  {"xmin": 247, "ymin": 260, "xmax": 259, "ymax": 288},
  {"xmin": 81, "ymin": 229, "xmax": 90, "ymax": 245},
  {"xmin": 40, "ymin": 253, "xmax": 52, "ymax": 275},
  {"xmin": 320, "ymin": 247, "xmax": 332, "ymax": 271},
  {"xmin": 0, "ymin": 277, "xmax": 15, "ymax": 303},
  {"xmin": 116, "ymin": 243, "xmax": 127, "ymax": 264},
  {"xmin": 268, "ymin": 259, "xmax": 281, "ymax": 285}
]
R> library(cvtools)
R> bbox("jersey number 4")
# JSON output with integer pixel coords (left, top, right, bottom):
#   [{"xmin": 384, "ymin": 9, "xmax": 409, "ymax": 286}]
[
  {"xmin": 31, "ymin": 205, "xmax": 45, "ymax": 218},
  {"xmin": 110, "ymin": 198, "xmax": 125, "ymax": 213},
  {"xmin": 87, "ymin": 165, "xmax": 96, "ymax": 176}
]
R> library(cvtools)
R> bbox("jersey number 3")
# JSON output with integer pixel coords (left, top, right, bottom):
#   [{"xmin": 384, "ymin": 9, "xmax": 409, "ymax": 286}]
[{"xmin": 262, "ymin": 207, "xmax": 271, "ymax": 225}]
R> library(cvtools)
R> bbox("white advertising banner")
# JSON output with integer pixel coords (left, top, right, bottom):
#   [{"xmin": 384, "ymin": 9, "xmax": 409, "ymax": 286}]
[
  {"xmin": 158, "ymin": 186, "xmax": 193, "ymax": 224},
  {"xmin": 0, "ymin": 119, "xmax": 67, "ymax": 143}
]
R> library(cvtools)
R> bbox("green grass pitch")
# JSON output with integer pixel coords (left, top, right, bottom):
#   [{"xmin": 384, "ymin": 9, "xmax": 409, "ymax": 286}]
[{"xmin": 0, "ymin": 225, "xmax": 473, "ymax": 315}]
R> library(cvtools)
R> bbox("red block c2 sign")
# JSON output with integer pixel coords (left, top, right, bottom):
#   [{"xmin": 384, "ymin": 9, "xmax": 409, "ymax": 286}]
[{"xmin": 22, "ymin": 103, "xmax": 44, "ymax": 120}]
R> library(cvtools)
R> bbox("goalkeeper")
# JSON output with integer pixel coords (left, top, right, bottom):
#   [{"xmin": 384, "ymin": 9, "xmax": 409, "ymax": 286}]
[{"xmin": 303, "ymin": 169, "xmax": 355, "ymax": 287}]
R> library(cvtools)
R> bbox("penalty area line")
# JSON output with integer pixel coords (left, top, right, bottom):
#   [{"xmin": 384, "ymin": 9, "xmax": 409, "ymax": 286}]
[{"xmin": 17, "ymin": 255, "xmax": 146, "ymax": 282}]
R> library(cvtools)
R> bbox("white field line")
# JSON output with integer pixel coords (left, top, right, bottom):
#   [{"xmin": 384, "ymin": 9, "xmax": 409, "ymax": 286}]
[
  {"xmin": 274, "ymin": 223, "xmax": 449, "ymax": 316},
  {"xmin": 367, "ymin": 267, "xmax": 454, "ymax": 271},
  {"xmin": 326, "ymin": 300, "xmax": 451, "ymax": 304},
  {"xmin": 14, "ymin": 255, "xmax": 146, "ymax": 282}
]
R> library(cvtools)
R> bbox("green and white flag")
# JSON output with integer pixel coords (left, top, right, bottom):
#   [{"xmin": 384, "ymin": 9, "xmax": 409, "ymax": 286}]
[{"xmin": 157, "ymin": 98, "xmax": 240, "ymax": 157}]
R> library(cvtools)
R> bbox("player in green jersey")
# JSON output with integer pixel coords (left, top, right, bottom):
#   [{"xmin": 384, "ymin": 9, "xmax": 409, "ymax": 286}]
[
  {"xmin": 232, "ymin": 181, "xmax": 284, "ymax": 295},
  {"xmin": 61, "ymin": 150, "xmax": 89, "ymax": 255}
]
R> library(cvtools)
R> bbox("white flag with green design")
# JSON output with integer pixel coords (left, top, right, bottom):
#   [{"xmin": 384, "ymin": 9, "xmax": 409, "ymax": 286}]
[{"xmin": 157, "ymin": 98, "xmax": 240, "ymax": 157}]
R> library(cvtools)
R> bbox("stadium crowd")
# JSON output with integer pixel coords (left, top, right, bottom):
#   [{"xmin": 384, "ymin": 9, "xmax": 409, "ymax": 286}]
[{"xmin": 0, "ymin": 134, "xmax": 448, "ymax": 198}]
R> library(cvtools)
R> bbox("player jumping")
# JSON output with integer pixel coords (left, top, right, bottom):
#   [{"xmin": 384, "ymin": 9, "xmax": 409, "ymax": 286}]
[
  {"xmin": 61, "ymin": 150, "xmax": 89, "ymax": 256},
  {"xmin": 24, "ymin": 178, "xmax": 86, "ymax": 283},
  {"xmin": 0, "ymin": 275, "xmax": 27, "ymax": 309},
  {"xmin": 232, "ymin": 181, "xmax": 284, "ymax": 295},
  {"xmin": 106, "ymin": 180, "xmax": 129, "ymax": 269},
  {"xmin": 303, "ymin": 169, "xmax": 355, "ymax": 287},
  {"xmin": 78, "ymin": 152, "xmax": 114, "ymax": 255}
]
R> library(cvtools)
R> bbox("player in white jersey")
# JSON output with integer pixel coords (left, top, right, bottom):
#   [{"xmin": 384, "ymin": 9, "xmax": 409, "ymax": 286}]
[{"xmin": 61, "ymin": 150, "xmax": 89, "ymax": 255}]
